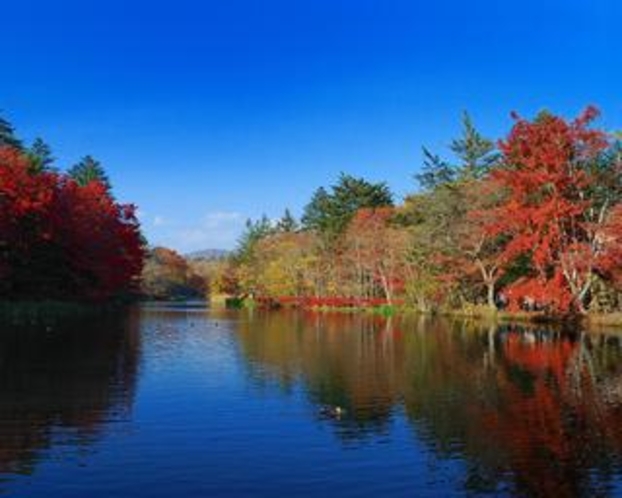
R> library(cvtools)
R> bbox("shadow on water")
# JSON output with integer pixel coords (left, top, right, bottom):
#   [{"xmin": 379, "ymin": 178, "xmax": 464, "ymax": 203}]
[
  {"xmin": 0, "ymin": 306, "xmax": 141, "ymax": 481},
  {"xmin": 234, "ymin": 310, "xmax": 622, "ymax": 496}
]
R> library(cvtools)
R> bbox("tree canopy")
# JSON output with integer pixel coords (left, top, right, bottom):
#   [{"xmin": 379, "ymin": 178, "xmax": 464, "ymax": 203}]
[
  {"xmin": 302, "ymin": 173, "xmax": 394, "ymax": 237},
  {"xmin": 221, "ymin": 107, "xmax": 622, "ymax": 316},
  {"xmin": 0, "ymin": 113, "xmax": 23, "ymax": 150},
  {"xmin": 0, "ymin": 118, "xmax": 144, "ymax": 301},
  {"xmin": 68, "ymin": 155, "xmax": 111, "ymax": 190}
]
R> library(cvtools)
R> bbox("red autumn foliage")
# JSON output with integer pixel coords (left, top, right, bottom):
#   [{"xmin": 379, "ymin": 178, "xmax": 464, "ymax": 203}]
[
  {"xmin": 0, "ymin": 146, "xmax": 144, "ymax": 301},
  {"xmin": 596, "ymin": 204, "xmax": 622, "ymax": 285},
  {"xmin": 484, "ymin": 107, "xmax": 611, "ymax": 313}
]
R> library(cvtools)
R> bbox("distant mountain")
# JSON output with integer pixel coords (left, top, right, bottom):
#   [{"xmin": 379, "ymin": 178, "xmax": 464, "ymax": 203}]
[{"xmin": 185, "ymin": 249, "xmax": 231, "ymax": 261}]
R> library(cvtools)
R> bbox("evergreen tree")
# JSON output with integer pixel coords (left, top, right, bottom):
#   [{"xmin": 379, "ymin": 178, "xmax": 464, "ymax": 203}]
[
  {"xmin": 276, "ymin": 208, "xmax": 298, "ymax": 232},
  {"xmin": 0, "ymin": 113, "xmax": 23, "ymax": 150},
  {"xmin": 27, "ymin": 138, "xmax": 56, "ymax": 173},
  {"xmin": 450, "ymin": 112, "xmax": 498, "ymax": 180},
  {"xmin": 301, "ymin": 187, "xmax": 332, "ymax": 232},
  {"xmin": 302, "ymin": 173, "xmax": 393, "ymax": 237},
  {"xmin": 68, "ymin": 155, "xmax": 111, "ymax": 189},
  {"xmin": 234, "ymin": 215, "xmax": 274, "ymax": 262},
  {"xmin": 416, "ymin": 112, "xmax": 497, "ymax": 190},
  {"xmin": 415, "ymin": 147, "xmax": 456, "ymax": 190}
]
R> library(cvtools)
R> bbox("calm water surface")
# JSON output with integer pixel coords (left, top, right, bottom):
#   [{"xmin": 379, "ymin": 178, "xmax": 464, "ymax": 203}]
[{"xmin": 1, "ymin": 304, "xmax": 622, "ymax": 496}]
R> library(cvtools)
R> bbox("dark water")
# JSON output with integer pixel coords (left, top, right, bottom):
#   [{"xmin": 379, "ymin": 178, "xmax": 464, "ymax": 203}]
[{"xmin": 1, "ymin": 306, "xmax": 622, "ymax": 496}]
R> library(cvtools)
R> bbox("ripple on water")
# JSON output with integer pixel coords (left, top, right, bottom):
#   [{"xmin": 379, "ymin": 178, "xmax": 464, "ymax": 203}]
[{"xmin": 1, "ymin": 307, "xmax": 622, "ymax": 496}]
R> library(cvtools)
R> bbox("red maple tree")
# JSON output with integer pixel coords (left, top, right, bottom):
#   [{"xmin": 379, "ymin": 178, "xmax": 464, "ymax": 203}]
[
  {"xmin": 484, "ymin": 107, "xmax": 615, "ymax": 313},
  {"xmin": 0, "ymin": 146, "xmax": 144, "ymax": 300}
]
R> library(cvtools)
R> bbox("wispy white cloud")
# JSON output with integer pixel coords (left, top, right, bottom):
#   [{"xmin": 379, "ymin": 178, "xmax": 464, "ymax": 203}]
[
  {"xmin": 153, "ymin": 215, "xmax": 166, "ymax": 227},
  {"xmin": 202, "ymin": 211, "xmax": 243, "ymax": 229},
  {"xmin": 145, "ymin": 210, "xmax": 245, "ymax": 253}
]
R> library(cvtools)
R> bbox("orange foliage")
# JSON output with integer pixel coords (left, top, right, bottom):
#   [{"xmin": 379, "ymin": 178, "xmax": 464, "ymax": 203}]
[{"xmin": 484, "ymin": 108, "xmax": 611, "ymax": 312}]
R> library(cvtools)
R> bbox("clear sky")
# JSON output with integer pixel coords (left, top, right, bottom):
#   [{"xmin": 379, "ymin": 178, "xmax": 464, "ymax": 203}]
[{"xmin": 2, "ymin": 0, "xmax": 620, "ymax": 252}]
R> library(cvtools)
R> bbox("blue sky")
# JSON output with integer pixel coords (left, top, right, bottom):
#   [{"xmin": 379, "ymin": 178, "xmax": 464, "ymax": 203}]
[{"xmin": 2, "ymin": 0, "xmax": 620, "ymax": 252}]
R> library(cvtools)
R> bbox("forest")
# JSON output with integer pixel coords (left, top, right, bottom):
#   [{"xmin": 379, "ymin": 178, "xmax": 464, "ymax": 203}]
[
  {"xmin": 0, "ymin": 116, "xmax": 145, "ymax": 301},
  {"xmin": 2, "ymin": 107, "xmax": 622, "ymax": 316},
  {"xmin": 208, "ymin": 107, "xmax": 622, "ymax": 317}
]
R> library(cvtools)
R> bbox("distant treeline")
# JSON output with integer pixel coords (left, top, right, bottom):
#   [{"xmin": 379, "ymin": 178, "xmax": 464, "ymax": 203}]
[
  {"xmin": 207, "ymin": 107, "xmax": 622, "ymax": 316},
  {"xmin": 141, "ymin": 247, "xmax": 208, "ymax": 300},
  {"xmin": 0, "ymin": 114, "xmax": 145, "ymax": 301}
]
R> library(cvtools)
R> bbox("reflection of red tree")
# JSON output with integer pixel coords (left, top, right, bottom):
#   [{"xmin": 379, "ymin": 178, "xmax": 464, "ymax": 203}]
[
  {"xmin": 502, "ymin": 333, "xmax": 574, "ymax": 377},
  {"xmin": 478, "ymin": 332, "xmax": 609, "ymax": 496},
  {"xmin": 0, "ymin": 313, "xmax": 140, "ymax": 476},
  {"xmin": 235, "ymin": 312, "xmax": 622, "ymax": 494}
]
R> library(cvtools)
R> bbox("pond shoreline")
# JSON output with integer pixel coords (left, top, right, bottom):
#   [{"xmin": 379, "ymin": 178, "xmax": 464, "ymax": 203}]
[
  {"xmin": 224, "ymin": 296, "xmax": 622, "ymax": 332},
  {"xmin": 4, "ymin": 297, "xmax": 622, "ymax": 333}
]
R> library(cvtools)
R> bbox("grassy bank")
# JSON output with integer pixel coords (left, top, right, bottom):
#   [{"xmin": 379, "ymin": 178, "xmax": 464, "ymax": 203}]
[{"xmin": 221, "ymin": 295, "xmax": 622, "ymax": 331}]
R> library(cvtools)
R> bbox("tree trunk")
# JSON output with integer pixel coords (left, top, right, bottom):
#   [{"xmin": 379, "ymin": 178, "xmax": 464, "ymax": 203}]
[
  {"xmin": 379, "ymin": 272, "xmax": 392, "ymax": 306},
  {"xmin": 476, "ymin": 260, "xmax": 497, "ymax": 310},
  {"xmin": 487, "ymin": 280, "xmax": 496, "ymax": 309}
]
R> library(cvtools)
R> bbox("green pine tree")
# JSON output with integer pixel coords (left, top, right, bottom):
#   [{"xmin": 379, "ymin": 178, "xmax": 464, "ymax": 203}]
[
  {"xmin": 0, "ymin": 112, "xmax": 23, "ymax": 150},
  {"xmin": 450, "ymin": 112, "xmax": 498, "ymax": 180},
  {"xmin": 27, "ymin": 138, "xmax": 56, "ymax": 173},
  {"xmin": 234, "ymin": 215, "xmax": 274, "ymax": 262},
  {"xmin": 302, "ymin": 173, "xmax": 393, "ymax": 237},
  {"xmin": 415, "ymin": 147, "xmax": 456, "ymax": 190},
  {"xmin": 68, "ymin": 155, "xmax": 111, "ymax": 189},
  {"xmin": 416, "ymin": 112, "xmax": 498, "ymax": 190},
  {"xmin": 276, "ymin": 208, "xmax": 298, "ymax": 233}
]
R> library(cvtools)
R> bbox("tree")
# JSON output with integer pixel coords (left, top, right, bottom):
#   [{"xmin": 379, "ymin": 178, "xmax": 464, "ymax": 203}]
[
  {"xmin": 456, "ymin": 179, "xmax": 506, "ymax": 308},
  {"xmin": 68, "ymin": 155, "xmax": 111, "ymax": 190},
  {"xmin": 142, "ymin": 247, "xmax": 206, "ymax": 299},
  {"xmin": 343, "ymin": 207, "xmax": 409, "ymax": 304},
  {"xmin": 0, "ymin": 113, "xmax": 22, "ymax": 150},
  {"xmin": 483, "ymin": 107, "xmax": 614, "ymax": 313},
  {"xmin": 302, "ymin": 173, "xmax": 394, "ymax": 238},
  {"xmin": 593, "ymin": 201, "xmax": 622, "ymax": 300},
  {"xmin": 407, "ymin": 114, "xmax": 502, "ymax": 309},
  {"xmin": 301, "ymin": 187, "xmax": 332, "ymax": 232},
  {"xmin": 399, "ymin": 189, "xmax": 466, "ymax": 310},
  {"xmin": 450, "ymin": 112, "xmax": 498, "ymax": 181},
  {"xmin": 276, "ymin": 208, "xmax": 298, "ymax": 233},
  {"xmin": 0, "ymin": 146, "xmax": 144, "ymax": 300},
  {"xmin": 27, "ymin": 138, "xmax": 56, "ymax": 173},
  {"xmin": 53, "ymin": 180, "xmax": 144, "ymax": 299},
  {"xmin": 415, "ymin": 147, "xmax": 456, "ymax": 191},
  {"xmin": 234, "ymin": 215, "xmax": 274, "ymax": 262},
  {"xmin": 0, "ymin": 147, "xmax": 58, "ymax": 296},
  {"xmin": 232, "ymin": 215, "xmax": 275, "ymax": 294},
  {"xmin": 251, "ymin": 231, "xmax": 318, "ymax": 297},
  {"xmin": 415, "ymin": 112, "xmax": 497, "ymax": 191}
]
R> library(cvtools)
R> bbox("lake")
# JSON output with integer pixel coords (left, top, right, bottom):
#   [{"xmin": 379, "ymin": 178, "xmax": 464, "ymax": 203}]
[{"xmin": 1, "ymin": 304, "xmax": 622, "ymax": 497}]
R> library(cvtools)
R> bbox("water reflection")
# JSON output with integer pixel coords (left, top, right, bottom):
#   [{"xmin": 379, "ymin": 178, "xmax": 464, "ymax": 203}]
[
  {"xmin": 235, "ymin": 311, "xmax": 622, "ymax": 496},
  {"xmin": 0, "ymin": 309, "xmax": 140, "ymax": 479}
]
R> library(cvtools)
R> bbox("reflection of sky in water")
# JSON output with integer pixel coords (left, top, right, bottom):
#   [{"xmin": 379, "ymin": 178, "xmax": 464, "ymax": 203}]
[{"xmin": 0, "ymin": 306, "xmax": 622, "ymax": 496}]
